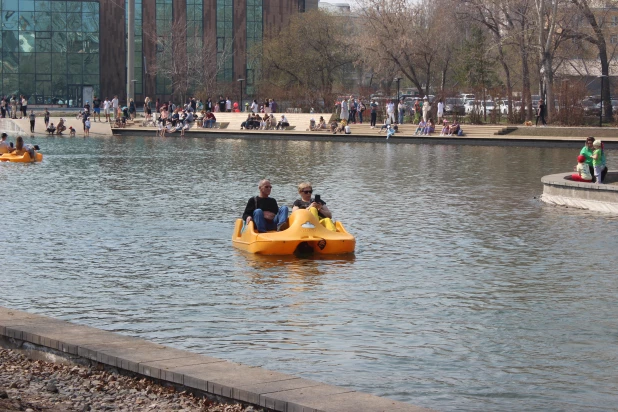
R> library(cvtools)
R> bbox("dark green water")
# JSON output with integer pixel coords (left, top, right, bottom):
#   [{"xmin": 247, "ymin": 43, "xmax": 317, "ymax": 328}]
[{"xmin": 1, "ymin": 134, "xmax": 617, "ymax": 411}]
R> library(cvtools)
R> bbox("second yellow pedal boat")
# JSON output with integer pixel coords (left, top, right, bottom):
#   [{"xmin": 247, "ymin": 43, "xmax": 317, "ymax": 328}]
[
  {"xmin": 0, "ymin": 151, "xmax": 43, "ymax": 163},
  {"xmin": 232, "ymin": 209, "xmax": 355, "ymax": 255}
]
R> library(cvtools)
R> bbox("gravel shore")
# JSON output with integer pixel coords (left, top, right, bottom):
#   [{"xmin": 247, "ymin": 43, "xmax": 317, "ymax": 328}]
[{"xmin": 0, "ymin": 349, "xmax": 256, "ymax": 412}]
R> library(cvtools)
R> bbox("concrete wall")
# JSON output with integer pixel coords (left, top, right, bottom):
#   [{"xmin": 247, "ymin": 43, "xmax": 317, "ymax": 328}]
[{"xmin": 541, "ymin": 172, "xmax": 618, "ymax": 213}]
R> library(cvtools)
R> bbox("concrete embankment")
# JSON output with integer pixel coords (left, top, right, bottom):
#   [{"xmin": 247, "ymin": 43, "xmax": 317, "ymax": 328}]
[
  {"xmin": 3, "ymin": 113, "xmax": 618, "ymax": 147},
  {"xmin": 541, "ymin": 171, "xmax": 618, "ymax": 213},
  {"xmin": 0, "ymin": 307, "xmax": 430, "ymax": 412}
]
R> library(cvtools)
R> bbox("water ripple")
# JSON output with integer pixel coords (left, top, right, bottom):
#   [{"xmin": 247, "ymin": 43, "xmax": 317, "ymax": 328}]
[{"xmin": 1, "ymin": 136, "xmax": 617, "ymax": 411}]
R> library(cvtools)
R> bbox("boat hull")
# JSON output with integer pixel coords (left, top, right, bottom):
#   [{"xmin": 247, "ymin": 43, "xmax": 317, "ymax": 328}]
[
  {"xmin": 0, "ymin": 152, "xmax": 43, "ymax": 162},
  {"xmin": 232, "ymin": 209, "xmax": 355, "ymax": 255}
]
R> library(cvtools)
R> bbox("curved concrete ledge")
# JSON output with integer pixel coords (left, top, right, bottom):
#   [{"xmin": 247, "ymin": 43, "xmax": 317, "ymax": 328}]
[
  {"xmin": 0, "ymin": 307, "xmax": 430, "ymax": 412},
  {"xmin": 541, "ymin": 172, "xmax": 618, "ymax": 213}
]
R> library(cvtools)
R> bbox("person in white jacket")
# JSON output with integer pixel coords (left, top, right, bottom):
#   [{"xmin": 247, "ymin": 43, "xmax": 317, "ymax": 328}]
[
  {"xmin": 437, "ymin": 99, "xmax": 444, "ymax": 124},
  {"xmin": 422, "ymin": 96, "xmax": 431, "ymax": 122},
  {"xmin": 386, "ymin": 100, "xmax": 395, "ymax": 124},
  {"xmin": 340, "ymin": 98, "xmax": 349, "ymax": 121}
]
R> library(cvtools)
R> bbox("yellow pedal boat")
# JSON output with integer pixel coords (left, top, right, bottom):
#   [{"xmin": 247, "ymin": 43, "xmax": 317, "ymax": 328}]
[
  {"xmin": 232, "ymin": 208, "xmax": 355, "ymax": 255},
  {"xmin": 0, "ymin": 152, "xmax": 43, "ymax": 163}
]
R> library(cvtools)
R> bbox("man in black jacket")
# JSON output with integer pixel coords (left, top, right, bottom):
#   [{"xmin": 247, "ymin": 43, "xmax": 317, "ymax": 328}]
[{"xmin": 243, "ymin": 179, "xmax": 289, "ymax": 232}]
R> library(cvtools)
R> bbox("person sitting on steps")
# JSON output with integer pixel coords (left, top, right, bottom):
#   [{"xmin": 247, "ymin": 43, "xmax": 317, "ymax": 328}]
[
  {"xmin": 448, "ymin": 119, "xmax": 460, "ymax": 136},
  {"xmin": 276, "ymin": 115, "xmax": 290, "ymax": 130}
]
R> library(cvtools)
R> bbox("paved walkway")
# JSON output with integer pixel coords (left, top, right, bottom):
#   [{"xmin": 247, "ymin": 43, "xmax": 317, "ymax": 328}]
[
  {"xmin": 3, "ymin": 116, "xmax": 112, "ymax": 138},
  {"xmin": 109, "ymin": 113, "xmax": 618, "ymax": 144},
  {"xmin": 3, "ymin": 113, "xmax": 618, "ymax": 145},
  {"xmin": 0, "ymin": 307, "xmax": 430, "ymax": 412}
]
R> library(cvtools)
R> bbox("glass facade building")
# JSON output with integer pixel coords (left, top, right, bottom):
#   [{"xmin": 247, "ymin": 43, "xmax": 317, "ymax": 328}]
[
  {"xmin": 246, "ymin": 0, "xmax": 262, "ymax": 96},
  {"xmin": 216, "ymin": 0, "xmax": 233, "ymax": 82},
  {"xmin": 0, "ymin": 0, "xmax": 100, "ymax": 106},
  {"xmin": 0, "ymin": 0, "xmax": 312, "ymax": 106},
  {"xmin": 126, "ymin": 0, "xmax": 143, "ymax": 95}
]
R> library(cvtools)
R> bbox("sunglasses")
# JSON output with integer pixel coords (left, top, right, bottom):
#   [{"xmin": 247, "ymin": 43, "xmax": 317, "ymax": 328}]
[
  {"xmin": 262, "ymin": 185, "xmax": 272, "ymax": 188},
  {"xmin": 302, "ymin": 190, "xmax": 313, "ymax": 194}
]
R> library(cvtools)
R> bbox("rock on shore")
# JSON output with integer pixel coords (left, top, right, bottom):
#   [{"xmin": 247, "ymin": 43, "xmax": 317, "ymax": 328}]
[{"xmin": 0, "ymin": 349, "xmax": 254, "ymax": 412}]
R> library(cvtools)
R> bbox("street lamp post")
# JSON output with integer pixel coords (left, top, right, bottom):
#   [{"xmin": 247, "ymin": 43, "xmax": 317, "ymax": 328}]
[
  {"xmin": 599, "ymin": 75, "xmax": 607, "ymax": 127},
  {"xmin": 394, "ymin": 77, "xmax": 402, "ymax": 102},
  {"xmin": 237, "ymin": 78, "xmax": 245, "ymax": 112},
  {"xmin": 127, "ymin": 0, "xmax": 135, "ymax": 103}
]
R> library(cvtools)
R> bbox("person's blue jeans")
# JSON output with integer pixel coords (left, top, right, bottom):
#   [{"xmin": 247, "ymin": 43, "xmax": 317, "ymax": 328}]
[
  {"xmin": 252, "ymin": 206, "xmax": 289, "ymax": 232},
  {"xmin": 398, "ymin": 109, "xmax": 405, "ymax": 124},
  {"xmin": 204, "ymin": 119, "xmax": 215, "ymax": 128}
]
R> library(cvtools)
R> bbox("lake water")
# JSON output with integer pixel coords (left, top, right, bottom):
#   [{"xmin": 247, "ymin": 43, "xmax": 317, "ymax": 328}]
[{"xmin": 1, "ymin": 134, "xmax": 617, "ymax": 411}]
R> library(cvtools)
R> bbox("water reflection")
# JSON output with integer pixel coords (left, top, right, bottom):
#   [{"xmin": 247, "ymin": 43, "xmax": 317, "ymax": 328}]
[{"xmin": 1, "ymin": 136, "xmax": 617, "ymax": 411}]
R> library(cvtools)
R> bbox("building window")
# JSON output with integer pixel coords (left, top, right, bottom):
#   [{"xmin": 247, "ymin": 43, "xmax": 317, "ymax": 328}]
[
  {"xmin": 0, "ymin": 0, "xmax": 100, "ymax": 106},
  {"xmin": 155, "ymin": 0, "xmax": 172, "ymax": 95},
  {"xmin": 126, "ymin": 0, "xmax": 143, "ymax": 96},
  {"xmin": 186, "ymin": 0, "xmax": 203, "ymax": 50},
  {"xmin": 216, "ymin": 0, "xmax": 233, "ymax": 82},
  {"xmin": 611, "ymin": 35, "xmax": 618, "ymax": 44},
  {"xmin": 246, "ymin": 0, "xmax": 262, "ymax": 96},
  {"xmin": 612, "ymin": 16, "xmax": 618, "ymax": 27}
]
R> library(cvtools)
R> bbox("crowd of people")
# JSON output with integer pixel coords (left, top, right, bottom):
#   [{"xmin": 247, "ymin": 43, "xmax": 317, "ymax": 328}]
[
  {"xmin": 242, "ymin": 180, "xmax": 336, "ymax": 233},
  {"xmin": 239, "ymin": 113, "xmax": 290, "ymax": 130},
  {"xmin": 0, "ymin": 95, "xmax": 29, "ymax": 119},
  {"xmin": 146, "ymin": 96, "xmax": 291, "ymax": 135}
]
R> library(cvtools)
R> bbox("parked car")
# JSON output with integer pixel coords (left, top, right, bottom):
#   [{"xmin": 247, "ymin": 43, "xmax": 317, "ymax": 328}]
[
  {"xmin": 498, "ymin": 100, "xmax": 511, "ymax": 115},
  {"xmin": 464, "ymin": 99, "xmax": 478, "ymax": 114},
  {"xmin": 594, "ymin": 99, "xmax": 618, "ymax": 112},
  {"xmin": 444, "ymin": 97, "xmax": 465, "ymax": 115},
  {"xmin": 581, "ymin": 99, "xmax": 598, "ymax": 115},
  {"xmin": 464, "ymin": 100, "xmax": 496, "ymax": 114},
  {"xmin": 484, "ymin": 101, "xmax": 497, "ymax": 113}
]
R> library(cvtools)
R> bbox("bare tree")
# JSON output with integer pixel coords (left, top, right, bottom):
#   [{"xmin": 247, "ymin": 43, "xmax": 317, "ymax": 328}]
[
  {"xmin": 534, "ymin": 0, "xmax": 561, "ymax": 122},
  {"xmin": 257, "ymin": 9, "xmax": 359, "ymax": 111},
  {"xmin": 564, "ymin": 0, "xmax": 615, "ymax": 119},
  {"xmin": 498, "ymin": 0, "xmax": 537, "ymax": 121},
  {"xmin": 461, "ymin": 0, "xmax": 515, "ymax": 116},
  {"xmin": 359, "ymin": 0, "xmax": 450, "ymax": 95},
  {"xmin": 143, "ymin": 19, "xmax": 232, "ymax": 104}
]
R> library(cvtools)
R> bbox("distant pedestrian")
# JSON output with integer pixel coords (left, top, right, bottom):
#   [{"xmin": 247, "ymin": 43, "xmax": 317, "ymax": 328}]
[
  {"xmin": 358, "ymin": 100, "xmax": 366, "ymax": 124},
  {"xmin": 10, "ymin": 96, "xmax": 17, "ymax": 119},
  {"xmin": 536, "ymin": 99, "xmax": 546, "ymax": 126},
  {"xmin": 422, "ymin": 96, "xmax": 431, "ymax": 122},
  {"xmin": 437, "ymin": 99, "xmax": 444, "ymax": 124},
  {"xmin": 43, "ymin": 109, "xmax": 50, "ymax": 127},
  {"xmin": 386, "ymin": 100, "xmax": 395, "ymax": 124},
  {"xmin": 29, "ymin": 110, "xmax": 35, "ymax": 133},
  {"xmin": 341, "ymin": 98, "xmax": 349, "ymax": 122},
  {"xmin": 84, "ymin": 117, "xmax": 91, "ymax": 137},
  {"xmin": 370, "ymin": 100, "xmax": 378, "ymax": 128},
  {"xmin": 92, "ymin": 96, "xmax": 102, "ymax": 122},
  {"xmin": 398, "ymin": 99, "xmax": 405, "ymax": 124},
  {"xmin": 103, "ymin": 98, "xmax": 111, "ymax": 122},
  {"xmin": 21, "ymin": 95, "xmax": 28, "ymax": 118},
  {"xmin": 112, "ymin": 95, "xmax": 119, "ymax": 120}
]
